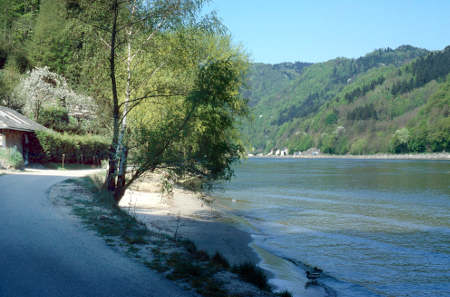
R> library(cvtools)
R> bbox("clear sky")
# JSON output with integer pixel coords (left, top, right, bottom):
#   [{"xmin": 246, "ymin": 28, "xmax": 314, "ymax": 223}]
[{"xmin": 203, "ymin": 0, "xmax": 450, "ymax": 64}]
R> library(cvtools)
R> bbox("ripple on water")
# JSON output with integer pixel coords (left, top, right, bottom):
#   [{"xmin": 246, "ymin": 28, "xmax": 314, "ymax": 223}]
[{"xmin": 214, "ymin": 159, "xmax": 450, "ymax": 297}]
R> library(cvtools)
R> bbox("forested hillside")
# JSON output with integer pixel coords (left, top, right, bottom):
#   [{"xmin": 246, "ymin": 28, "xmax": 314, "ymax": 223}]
[{"xmin": 243, "ymin": 45, "xmax": 450, "ymax": 154}]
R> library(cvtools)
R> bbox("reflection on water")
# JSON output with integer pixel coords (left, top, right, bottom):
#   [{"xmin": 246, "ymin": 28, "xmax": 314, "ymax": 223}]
[{"xmin": 213, "ymin": 158, "xmax": 450, "ymax": 297}]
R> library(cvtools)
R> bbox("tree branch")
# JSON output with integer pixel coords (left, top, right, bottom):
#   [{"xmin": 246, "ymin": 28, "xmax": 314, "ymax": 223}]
[
  {"xmin": 118, "ymin": 91, "xmax": 188, "ymax": 124},
  {"xmin": 124, "ymin": 101, "xmax": 199, "ymax": 189}
]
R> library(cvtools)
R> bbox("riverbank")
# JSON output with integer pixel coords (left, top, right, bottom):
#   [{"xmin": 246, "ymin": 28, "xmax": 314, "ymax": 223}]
[
  {"xmin": 121, "ymin": 172, "xmax": 331, "ymax": 297},
  {"xmin": 250, "ymin": 152, "xmax": 450, "ymax": 160},
  {"xmin": 50, "ymin": 172, "xmax": 304, "ymax": 297},
  {"xmin": 121, "ymin": 174, "xmax": 259, "ymax": 266}
]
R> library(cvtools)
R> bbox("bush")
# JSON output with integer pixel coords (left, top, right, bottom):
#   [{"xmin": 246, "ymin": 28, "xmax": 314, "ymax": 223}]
[
  {"xmin": 0, "ymin": 147, "xmax": 24, "ymax": 169},
  {"xmin": 277, "ymin": 290, "xmax": 293, "ymax": 297},
  {"xmin": 287, "ymin": 133, "xmax": 314, "ymax": 153},
  {"xmin": 38, "ymin": 106, "xmax": 70, "ymax": 132},
  {"xmin": 212, "ymin": 252, "xmax": 230, "ymax": 269},
  {"xmin": 232, "ymin": 262, "xmax": 270, "ymax": 291},
  {"xmin": 324, "ymin": 111, "xmax": 338, "ymax": 125},
  {"xmin": 390, "ymin": 128, "xmax": 409, "ymax": 153},
  {"xmin": 35, "ymin": 130, "xmax": 109, "ymax": 165},
  {"xmin": 319, "ymin": 133, "xmax": 337, "ymax": 154},
  {"xmin": 350, "ymin": 138, "xmax": 369, "ymax": 155}
]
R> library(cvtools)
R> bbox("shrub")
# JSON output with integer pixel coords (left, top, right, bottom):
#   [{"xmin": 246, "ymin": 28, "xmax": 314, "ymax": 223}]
[
  {"xmin": 38, "ymin": 106, "xmax": 70, "ymax": 132},
  {"xmin": 277, "ymin": 290, "xmax": 293, "ymax": 297},
  {"xmin": 212, "ymin": 252, "xmax": 230, "ymax": 269},
  {"xmin": 35, "ymin": 130, "xmax": 109, "ymax": 165},
  {"xmin": 390, "ymin": 128, "xmax": 409, "ymax": 153},
  {"xmin": 288, "ymin": 133, "xmax": 314, "ymax": 153},
  {"xmin": 232, "ymin": 262, "xmax": 270, "ymax": 291},
  {"xmin": 319, "ymin": 133, "xmax": 337, "ymax": 154},
  {"xmin": 324, "ymin": 111, "xmax": 338, "ymax": 125},
  {"xmin": 0, "ymin": 147, "xmax": 24, "ymax": 169},
  {"xmin": 350, "ymin": 138, "xmax": 369, "ymax": 155}
]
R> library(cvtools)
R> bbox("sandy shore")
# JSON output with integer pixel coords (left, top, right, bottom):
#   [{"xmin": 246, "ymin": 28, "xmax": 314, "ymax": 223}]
[
  {"xmin": 120, "ymin": 176, "xmax": 259, "ymax": 266},
  {"xmin": 251, "ymin": 152, "xmax": 450, "ymax": 160},
  {"xmin": 119, "ymin": 174, "xmax": 330, "ymax": 297}
]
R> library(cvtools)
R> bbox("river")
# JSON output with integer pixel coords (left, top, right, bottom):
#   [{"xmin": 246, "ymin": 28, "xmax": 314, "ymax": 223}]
[{"xmin": 212, "ymin": 158, "xmax": 450, "ymax": 297}]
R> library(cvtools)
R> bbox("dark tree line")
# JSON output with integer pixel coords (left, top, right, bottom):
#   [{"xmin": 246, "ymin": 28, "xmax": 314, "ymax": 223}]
[
  {"xmin": 275, "ymin": 92, "xmax": 321, "ymax": 125},
  {"xmin": 346, "ymin": 104, "xmax": 378, "ymax": 121},
  {"xmin": 391, "ymin": 46, "xmax": 450, "ymax": 96},
  {"xmin": 344, "ymin": 76, "xmax": 385, "ymax": 102},
  {"xmin": 331, "ymin": 46, "xmax": 427, "ymax": 84}
]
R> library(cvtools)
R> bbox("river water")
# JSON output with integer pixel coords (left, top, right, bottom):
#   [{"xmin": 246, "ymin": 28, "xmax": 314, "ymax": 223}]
[{"xmin": 212, "ymin": 158, "xmax": 450, "ymax": 297}]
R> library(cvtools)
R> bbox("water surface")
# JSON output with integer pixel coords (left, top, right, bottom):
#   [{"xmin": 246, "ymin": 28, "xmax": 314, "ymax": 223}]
[{"xmin": 213, "ymin": 158, "xmax": 450, "ymax": 297}]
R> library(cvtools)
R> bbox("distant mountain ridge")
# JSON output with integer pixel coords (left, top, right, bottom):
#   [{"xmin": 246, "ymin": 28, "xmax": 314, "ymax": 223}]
[{"xmin": 242, "ymin": 45, "xmax": 449, "ymax": 154}]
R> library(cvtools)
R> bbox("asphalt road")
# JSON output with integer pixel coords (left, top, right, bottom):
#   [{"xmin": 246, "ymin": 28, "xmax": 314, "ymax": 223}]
[{"xmin": 0, "ymin": 171, "xmax": 193, "ymax": 297}]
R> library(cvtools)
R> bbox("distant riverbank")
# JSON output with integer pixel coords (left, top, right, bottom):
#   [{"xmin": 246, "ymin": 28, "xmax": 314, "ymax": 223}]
[{"xmin": 249, "ymin": 152, "xmax": 450, "ymax": 161}]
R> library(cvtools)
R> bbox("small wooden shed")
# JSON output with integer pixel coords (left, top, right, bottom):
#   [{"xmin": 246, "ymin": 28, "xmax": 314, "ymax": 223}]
[{"xmin": 0, "ymin": 106, "xmax": 47, "ymax": 164}]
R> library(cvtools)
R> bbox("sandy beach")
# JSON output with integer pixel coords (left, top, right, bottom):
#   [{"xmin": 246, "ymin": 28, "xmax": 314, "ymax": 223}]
[{"xmin": 119, "ymin": 184, "xmax": 259, "ymax": 266}]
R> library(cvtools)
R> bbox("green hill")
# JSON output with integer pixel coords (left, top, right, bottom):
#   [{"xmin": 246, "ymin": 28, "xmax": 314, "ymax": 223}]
[{"xmin": 243, "ymin": 45, "xmax": 449, "ymax": 154}]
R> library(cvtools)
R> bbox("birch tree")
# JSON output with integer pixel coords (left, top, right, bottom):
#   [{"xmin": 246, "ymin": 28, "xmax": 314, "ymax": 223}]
[{"xmin": 72, "ymin": 0, "xmax": 248, "ymax": 203}]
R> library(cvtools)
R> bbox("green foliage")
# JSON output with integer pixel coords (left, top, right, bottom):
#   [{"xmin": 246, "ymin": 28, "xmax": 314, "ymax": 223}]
[
  {"xmin": 37, "ymin": 106, "xmax": 89, "ymax": 134},
  {"xmin": 427, "ymin": 118, "xmax": 450, "ymax": 152},
  {"xmin": 324, "ymin": 111, "xmax": 338, "ymax": 125},
  {"xmin": 35, "ymin": 130, "xmax": 109, "ymax": 164},
  {"xmin": 0, "ymin": 147, "xmax": 24, "ymax": 169},
  {"xmin": 408, "ymin": 126, "xmax": 428, "ymax": 152},
  {"xmin": 406, "ymin": 74, "xmax": 450, "ymax": 152},
  {"xmin": 347, "ymin": 104, "xmax": 378, "ymax": 121},
  {"xmin": 287, "ymin": 133, "xmax": 314, "ymax": 153},
  {"xmin": 27, "ymin": 0, "xmax": 93, "ymax": 84},
  {"xmin": 128, "ymin": 57, "xmax": 249, "ymax": 185},
  {"xmin": 392, "ymin": 46, "xmax": 450, "ymax": 96},
  {"xmin": 243, "ymin": 45, "xmax": 430, "ymax": 153},
  {"xmin": 344, "ymin": 76, "xmax": 385, "ymax": 102},
  {"xmin": 38, "ymin": 106, "xmax": 70, "ymax": 132},
  {"xmin": 350, "ymin": 138, "xmax": 369, "ymax": 155},
  {"xmin": 390, "ymin": 128, "xmax": 410, "ymax": 153},
  {"xmin": 243, "ymin": 45, "xmax": 449, "ymax": 155}
]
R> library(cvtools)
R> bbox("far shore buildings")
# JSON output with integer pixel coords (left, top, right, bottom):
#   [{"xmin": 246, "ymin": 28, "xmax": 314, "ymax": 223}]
[{"xmin": 0, "ymin": 106, "xmax": 46, "ymax": 164}]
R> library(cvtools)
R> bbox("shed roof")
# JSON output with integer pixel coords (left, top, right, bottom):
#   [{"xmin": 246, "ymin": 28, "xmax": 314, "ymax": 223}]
[{"xmin": 0, "ymin": 106, "xmax": 47, "ymax": 132}]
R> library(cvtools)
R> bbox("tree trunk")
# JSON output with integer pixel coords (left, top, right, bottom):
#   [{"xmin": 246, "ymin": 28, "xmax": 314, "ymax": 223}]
[
  {"xmin": 104, "ymin": 0, "xmax": 120, "ymax": 193},
  {"xmin": 115, "ymin": 146, "xmax": 128, "ymax": 203},
  {"xmin": 113, "ymin": 20, "xmax": 134, "ymax": 203}
]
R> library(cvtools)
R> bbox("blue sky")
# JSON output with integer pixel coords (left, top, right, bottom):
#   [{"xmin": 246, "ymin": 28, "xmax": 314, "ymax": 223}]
[{"xmin": 203, "ymin": 0, "xmax": 450, "ymax": 64}]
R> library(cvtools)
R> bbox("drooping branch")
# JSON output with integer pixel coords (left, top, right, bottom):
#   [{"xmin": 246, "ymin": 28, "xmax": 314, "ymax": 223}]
[{"xmin": 123, "ymin": 100, "xmax": 199, "ymax": 190}]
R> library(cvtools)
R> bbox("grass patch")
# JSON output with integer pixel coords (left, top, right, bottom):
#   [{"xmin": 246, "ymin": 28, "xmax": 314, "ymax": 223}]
[
  {"xmin": 232, "ymin": 262, "xmax": 270, "ymax": 291},
  {"xmin": 167, "ymin": 253, "xmax": 203, "ymax": 279},
  {"xmin": 59, "ymin": 176, "xmax": 153, "ymax": 253},
  {"xmin": 276, "ymin": 290, "xmax": 293, "ymax": 297}
]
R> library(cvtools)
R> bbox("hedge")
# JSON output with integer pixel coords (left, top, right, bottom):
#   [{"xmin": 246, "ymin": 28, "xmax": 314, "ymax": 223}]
[{"xmin": 34, "ymin": 130, "xmax": 109, "ymax": 165}]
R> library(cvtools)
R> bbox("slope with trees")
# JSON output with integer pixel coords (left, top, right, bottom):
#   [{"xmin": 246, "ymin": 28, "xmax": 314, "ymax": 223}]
[{"xmin": 242, "ymin": 45, "xmax": 449, "ymax": 155}]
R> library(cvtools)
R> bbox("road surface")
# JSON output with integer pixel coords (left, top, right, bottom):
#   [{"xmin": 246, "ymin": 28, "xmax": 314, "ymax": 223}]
[{"xmin": 0, "ymin": 170, "xmax": 193, "ymax": 297}]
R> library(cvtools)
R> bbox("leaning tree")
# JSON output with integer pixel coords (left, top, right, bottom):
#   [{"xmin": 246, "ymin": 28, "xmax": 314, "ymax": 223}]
[{"xmin": 70, "ymin": 0, "xmax": 249, "ymax": 202}]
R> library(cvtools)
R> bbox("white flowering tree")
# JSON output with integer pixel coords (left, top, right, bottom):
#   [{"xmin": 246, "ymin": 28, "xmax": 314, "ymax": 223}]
[{"xmin": 13, "ymin": 66, "xmax": 96, "ymax": 122}]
